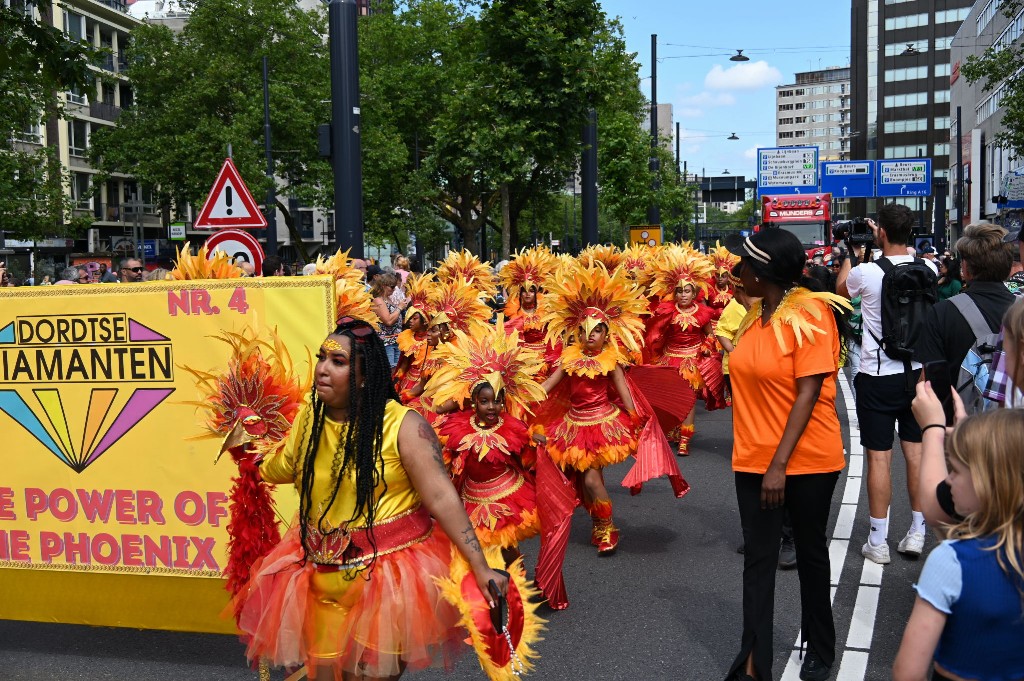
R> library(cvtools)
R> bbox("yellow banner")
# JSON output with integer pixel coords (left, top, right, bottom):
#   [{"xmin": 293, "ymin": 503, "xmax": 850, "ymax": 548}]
[{"xmin": 0, "ymin": 277, "xmax": 333, "ymax": 580}]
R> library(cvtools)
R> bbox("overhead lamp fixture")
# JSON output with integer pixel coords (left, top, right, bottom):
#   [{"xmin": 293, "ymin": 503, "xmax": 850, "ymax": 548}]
[
  {"xmin": 723, "ymin": 169, "xmax": 731, "ymax": 175},
  {"xmin": 727, "ymin": 132, "xmax": 739, "ymax": 140},
  {"xmin": 901, "ymin": 44, "xmax": 919, "ymax": 56},
  {"xmin": 730, "ymin": 50, "xmax": 749, "ymax": 62}
]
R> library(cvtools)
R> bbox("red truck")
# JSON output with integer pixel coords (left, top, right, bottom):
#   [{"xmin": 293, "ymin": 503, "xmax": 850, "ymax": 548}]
[{"xmin": 757, "ymin": 193, "xmax": 834, "ymax": 261}]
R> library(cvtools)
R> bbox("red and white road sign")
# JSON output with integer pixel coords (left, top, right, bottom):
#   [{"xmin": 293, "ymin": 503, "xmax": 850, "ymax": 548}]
[
  {"xmin": 194, "ymin": 158, "xmax": 268, "ymax": 230},
  {"xmin": 204, "ymin": 228, "xmax": 265, "ymax": 274}
]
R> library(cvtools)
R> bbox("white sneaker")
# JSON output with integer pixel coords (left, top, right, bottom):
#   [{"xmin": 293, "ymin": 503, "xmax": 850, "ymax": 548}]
[
  {"xmin": 898, "ymin": 531, "xmax": 925, "ymax": 558},
  {"xmin": 861, "ymin": 540, "xmax": 891, "ymax": 565}
]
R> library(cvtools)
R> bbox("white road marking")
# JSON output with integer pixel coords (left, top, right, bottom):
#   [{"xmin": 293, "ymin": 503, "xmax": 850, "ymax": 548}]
[
  {"xmin": 833, "ymin": 504, "xmax": 858, "ymax": 539},
  {"xmin": 836, "ymin": 650, "xmax": 870, "ymax": 680},
  {"xmin": 846, "ymin": 585, "xmax": 880, "ymax": 649},
  {"xmin": 842, "ymin": 476, "xmax": 861, "ymax": 504}
]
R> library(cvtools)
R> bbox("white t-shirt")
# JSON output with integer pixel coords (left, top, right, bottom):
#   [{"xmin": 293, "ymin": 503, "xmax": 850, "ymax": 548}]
[{"xmin": 846, "ymin": 255, "xmax": 938, "ymax": 377}]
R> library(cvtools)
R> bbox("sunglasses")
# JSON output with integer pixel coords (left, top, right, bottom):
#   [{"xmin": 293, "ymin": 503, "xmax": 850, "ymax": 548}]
[
  {"xmin": 336, "ymin": 316, "xmax": 376, "ymax": 338},
  {"xmin": 122, "ymin": 266, "xmax": 145, "ymax": 273}
]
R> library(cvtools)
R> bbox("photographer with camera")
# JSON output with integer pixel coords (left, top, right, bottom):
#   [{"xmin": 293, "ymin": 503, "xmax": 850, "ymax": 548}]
[{"xmin": 836, "ymin": 203, "xmax": 937, "ymax": 565}]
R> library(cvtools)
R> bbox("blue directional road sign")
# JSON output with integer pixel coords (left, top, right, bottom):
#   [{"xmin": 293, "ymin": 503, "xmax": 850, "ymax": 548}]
[
  {"xmin": 821, "ymin": 161, "xmax": 876, "ymax": 198},
  {"xmin": 757, "ymin": 146, "xmax": 819, "ymax": 197},
  {"xmin": 877, "ymin": 159, "xmax": 932, "ymax": 197}
]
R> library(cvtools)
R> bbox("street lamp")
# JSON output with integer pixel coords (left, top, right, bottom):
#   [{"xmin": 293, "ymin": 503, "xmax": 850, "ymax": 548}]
[
  {"xmin": 727, "ymin": 132, "xmax": 739, "ymax": 140},
  {"xmin": 730, "ymin": 50, "xmax": 749, "ymax": 62}
]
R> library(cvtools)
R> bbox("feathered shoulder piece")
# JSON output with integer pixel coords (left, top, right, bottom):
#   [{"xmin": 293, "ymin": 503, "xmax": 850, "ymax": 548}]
[
  {"xmin": 404, "ymin": 272, "xmax": 435, "ymax": 323},
  {"xmin": 709, "ymin": 240, "xmax": 740, "ymax": 275},
  {"xmin": 578, "ymin": 243, "xmax": 624, "ymax": 272},
  {"xmin": 169, "ymin": 242, "xmax": 243, "ymax": 280},
  {"xmin": 651, "ymin": 245, "xmax": 716, "ymax": 301},
  {"xmin": 428, "ymin": 276, "xmax": 492, "ymax": 335},
  {"xmin": 540, "ymin": 260, "xmax": 647, "ymax": 356},
  {"xmin": 500, "ymin": 247, "xmax": 557, "ymax": 297},
  {"xmin": 618, "ymin": 243, "xmax": 656, "ymax": 288},
  {"xmin": 436, "ymin": 249, "xmax": 497, "ymax": 297},
  {"xmin": 424, "ymin": 316, "xmax": 547, "ymax": 416},
  {"xmin": 734, "ymin": 287, "xmax": 853, "ymax": 354}
]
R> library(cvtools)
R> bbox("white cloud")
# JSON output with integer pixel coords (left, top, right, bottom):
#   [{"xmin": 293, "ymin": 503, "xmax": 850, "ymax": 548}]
[
  {"xmin": 704, "ymin": 61, "xmax": 783, "ymax": 90},
  {"xmin": 743, "ymin": 146, "xmax": 760, "ymax": 160},
  {"xmin": 679, "ymin": 91, "xmax": 736, "ymax": 107},
  {"xmin": 677, "ymin": 107, "xmax": 704, "ymax": 119}
]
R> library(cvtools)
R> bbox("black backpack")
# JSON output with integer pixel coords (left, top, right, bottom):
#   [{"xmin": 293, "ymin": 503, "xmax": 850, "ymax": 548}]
[{"xmin": 868, "ymin": 257, "xmax": 938, "ymax": 368}]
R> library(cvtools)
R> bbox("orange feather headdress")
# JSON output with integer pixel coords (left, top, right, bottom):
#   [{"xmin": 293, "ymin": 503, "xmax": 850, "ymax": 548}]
[
  {"xmin": 168, "ymin": 242, "xmax": 243, "ymax": 280},
  {"xmin": 427, "ymin": 276, "xmax": 492, "ymax": 335},
  {"xmin": 709, "ymin": 241, "xmax": 740, "ymax": 275},
  {"xmin": 436, "ymin": 250, "xmax": 497, "ymax": 298},
  {"xmin": 651, "ymin": 245, "xmax": 716, "ymax": 301}
]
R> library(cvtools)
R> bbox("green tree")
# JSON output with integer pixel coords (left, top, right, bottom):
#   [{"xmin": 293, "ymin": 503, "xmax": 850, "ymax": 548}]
[
  {"xmin": 89, "ymin": 0, "xmax": 331, "ymax": 261},
  {"xmin": 961, "ymin": 0, "xmax": 1024, "ymax": 158},
  {"xmin": 0, "ymin": 5, "xmax": 95, "ymax": 240}
]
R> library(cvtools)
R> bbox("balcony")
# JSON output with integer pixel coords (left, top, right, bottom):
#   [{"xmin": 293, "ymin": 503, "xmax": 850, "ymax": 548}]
[
  {"xmin": 91, "ymin": 202, "xmax": 162, "ymax": 226},
  {"xmin": 90, "ymin": 101, "xmax": 121, "ymax": 122},
  {"xmin": 93, "ymin": 0, "xmax": 129, "ymax": 12}
]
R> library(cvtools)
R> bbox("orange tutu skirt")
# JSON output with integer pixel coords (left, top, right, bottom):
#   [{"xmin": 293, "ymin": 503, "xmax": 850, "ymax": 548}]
[
  {"xmin": 462, "ymin": 468, "xmax": 541, "ymax": 549},
  {"xmin": 235, "ymin": 523, "xmax": 464, "ymax": 678},
  {"xmin": 547, "ymin": 402, "xmax": 635, "ymax": 471}
]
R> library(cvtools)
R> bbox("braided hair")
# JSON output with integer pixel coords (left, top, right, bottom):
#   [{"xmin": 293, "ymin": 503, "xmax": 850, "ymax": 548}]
[{"xmin": 296, "ymin": 318, "xmax": 399, "ymax": 569}]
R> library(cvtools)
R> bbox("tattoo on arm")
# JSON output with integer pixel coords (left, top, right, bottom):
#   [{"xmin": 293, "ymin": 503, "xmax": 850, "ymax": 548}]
[
  {"xmin": 417, "ymin": 420, "xmax": 448, "ymax": 474},
  {"xmin": 460, "ymin": 524, "xmax": 482, "ymax": 555}
]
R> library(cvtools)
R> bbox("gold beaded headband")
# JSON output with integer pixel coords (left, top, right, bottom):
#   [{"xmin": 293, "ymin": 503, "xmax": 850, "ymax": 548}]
[{"xmin": 321, "ymin": 339, "xmax": 348, "ymax": 357}]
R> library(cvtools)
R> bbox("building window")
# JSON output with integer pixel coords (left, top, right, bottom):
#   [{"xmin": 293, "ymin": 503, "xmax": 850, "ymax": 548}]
[
  {"xmin": 779, "ymin": 131, "xmax": 794, "ymax": 139},
  {"xmin": 885, "ymin": 40, "xmax": 929, "ymax": 56},
  {"xmin": 934, "ymin": 63, "xmax": 951, "ymax": 78},
  {"xmin": 779, "ymin": 103, "xmax": 794, "ymax": 111},
  {"xmin": 885, "ymin": 118, "xmax": 927, "ymax": 133},
  {"xmin": 63, "ymin": 10, "xmax": 85, "ymax": 42},
  {"xmin": 935, "ymin": 8, "xmax": 970, "ymax": 23},
  {"xmin": 794, "ymin": 89, "xmax": 805, "ymax": 96},
  {"xmin": 794, "ymin": 116, "xmax": 807, "ymax": 123},
  {"xmin": 935, "ymin": 116, "xmax": 951, "ymax": 130},
  {"xmin": 885, "ymin": 0, "xmax": 914, "ymax": 4},
  {"xmin": 885, "ymin": 13, "xmax": 928, "ymax": 30},
  {"xmin": 994, "ymin": 9, "xmax": 1024, "ymax": 51},
  {"xmin": 934, "ymin": 143, "xmax": 950, "ymax": 155},
  {"xmin": 68, "ymin": 119, "xmax": 89, "ymax": 157},
  {"xmin": 779, "ymin": 89, "xmax": 793, "ymax": 97},
  {"xmin": 794, "ymin": 130, "xmax": 806, "ymax": 137},
  {"xmin": 71, "ymin": 173, "xmax": 92, "ymax": 209},
  {"xmin": 977, "ymin": 0, "xmax": 1001, "ymax": 33},
  {"xmin": 884, "ymin": 92, "xmax": 929, "ymax": 107},
  {"xmin": 778, "ymin": 117, "xmax": 794, "ymax": 125},
  {"xmin": 935, "ymin": 90, "xmax": 951, "ymax": 103},
  {"xmin": 14, "ymin": 121, "xmax": 43, "ymax": 144},
  {"xmin": 935, "ymin": 36, "xmax": 954, "ymax": 51},
  {"xmin": 885, "ymin": 66, "xmax": 928, "ymax": 82},
  {"xmin": 883, "ymin": 145, "xmax": 925, "ymax": 159},
  {"xmin": 795, "ymin": 102, "xmax": 806, "ymax": 110}
]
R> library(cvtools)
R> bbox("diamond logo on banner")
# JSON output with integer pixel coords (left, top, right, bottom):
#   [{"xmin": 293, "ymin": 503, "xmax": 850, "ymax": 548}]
[{"xmin": 193, "ymin": 158, "xmax": 268, "ymax": 230}]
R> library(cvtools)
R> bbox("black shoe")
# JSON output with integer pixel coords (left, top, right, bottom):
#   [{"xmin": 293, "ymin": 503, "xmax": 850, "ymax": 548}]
[
  {"xmin": 778, "ymin": 538, "xmax": 797, "ymax": 570},
  {"xmin": 799, "ymin": 650, "xmax": 831, "ymax": 681}
]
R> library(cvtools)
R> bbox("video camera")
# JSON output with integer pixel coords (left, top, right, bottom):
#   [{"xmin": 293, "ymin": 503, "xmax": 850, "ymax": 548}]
[{"xmin": 832, "ymin": 217, "xmax": 874, "ymax": 246}]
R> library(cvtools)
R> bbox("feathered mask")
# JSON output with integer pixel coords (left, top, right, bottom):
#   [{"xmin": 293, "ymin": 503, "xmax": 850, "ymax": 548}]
[
  {"xmin": 424, "ymin": 317, "xmax": 547, "ymax": 416},
  {"xmin": 541, "ymin": 260, "xmax": 647, "ymax": 355}
]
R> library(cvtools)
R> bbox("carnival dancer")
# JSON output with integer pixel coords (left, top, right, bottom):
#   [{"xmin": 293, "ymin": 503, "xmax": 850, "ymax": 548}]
[
  {"xmin": 393, "ymin": 272, "xmax": 433, "ymax": 395},
  {"xmin": 426, "ymin": 318, "xmax": 547, "ymax": 566},
  {"xmin": 436, "ymin": 249, "xmax": 498, "ymax": 299},
  {"xmin": 230, "ymin": 268, "xmax": 521, "ymax": 680},
  {"xmin": 644, "ymin": 246, "xmax": 727, "ymax": 454},
  {"xmin": 707, "ymin": 241, "xmax": 740, "ymax": 323},
  {"xmin": 403, "ymin": 277, "xmax": 491, "ymax": 428},
  {"xmin": 500, "ymin": 247, "xmax": 560, "ymax": 382}
]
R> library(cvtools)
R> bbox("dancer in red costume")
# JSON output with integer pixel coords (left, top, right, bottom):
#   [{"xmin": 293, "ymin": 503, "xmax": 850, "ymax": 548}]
[
  {"xmin": 500, "ymin": 248, "xmax": 560, "ymax": 382},
  {"xmin": 706, "ymin": 241, "xmax": 741, "ymax": 323},
  {"xmin": 426, "ymin": 319, "xmax": 547, "ymax": 566},
  {"xmin": 392, "ymin": 273, "xmax": 433, "ymax": 395},
  {"xmin": 645, "ymin": 246, "xmax": 727, "ymax": 454}
]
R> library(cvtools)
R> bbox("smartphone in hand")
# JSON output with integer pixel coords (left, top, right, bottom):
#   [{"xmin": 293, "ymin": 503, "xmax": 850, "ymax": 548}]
[
  {"xmin": 488, "ymin": 570, "xmax": 510, "ymax": 633},
  {"xmin": 924, "ymin": 360, "xmax": 956, "ymax": 426}
]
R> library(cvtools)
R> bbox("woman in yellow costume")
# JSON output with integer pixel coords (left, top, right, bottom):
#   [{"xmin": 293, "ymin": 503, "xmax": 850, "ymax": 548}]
[
  {"xmin": 426, "ymin": 318, "xmax": 547, "ymax": 566},
  {"xmin": 500, "ymin": 247, "xmax": 559, "ymax": 382},
  {"xmin": 644, "ymin": 246, "xmax": 727, "ymax": 454},
  {"xmin": 234, "ymin": 291, "xmax": 510, "ymax": 680}
]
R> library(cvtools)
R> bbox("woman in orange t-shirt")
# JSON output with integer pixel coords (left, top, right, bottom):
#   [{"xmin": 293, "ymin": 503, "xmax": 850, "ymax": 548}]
[{"xmin": 723, "ymin": 230, "xmax": 851, "ymax": 681}]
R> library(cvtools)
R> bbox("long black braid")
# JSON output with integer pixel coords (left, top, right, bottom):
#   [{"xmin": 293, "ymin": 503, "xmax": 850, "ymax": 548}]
[{"xmin": 296, "ymin": 319, "xmax": 400, "ymax": 572}]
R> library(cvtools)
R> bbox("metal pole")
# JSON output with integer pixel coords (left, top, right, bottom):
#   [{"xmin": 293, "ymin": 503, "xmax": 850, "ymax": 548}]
[
  {"xmin": 262, "ymin": 56, "xmax": 278, "ymax": 257},
  {"xmin": 329, "ymin": 0, "xmax": 364, "ymax": 258},
  {"xmin": 675, "ymin": 121, "xmax": 682, "ymax": 242},
  {"xmin": 647, "ymin": 34, "xmax": 660, "ymax": 225},
  {"xmin": 917, "ymin": 147, "xmax": 925, "ymax": 234},
  {"xmin": 955, "ymin": 105, "xmax": 964, "ymax": 232},
  {"xmin": 581, "ymin": 108, "xmax": 598, "ymax": 247}
]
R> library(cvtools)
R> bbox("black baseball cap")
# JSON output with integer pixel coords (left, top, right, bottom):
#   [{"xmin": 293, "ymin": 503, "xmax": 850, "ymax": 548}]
[
  {"xmin": 726, "ymin": 230, "xmax": 807, "ymax": 283},
  {"xmin": 365, "ymin": 264, "xmax": 383, "ymax": 279}
]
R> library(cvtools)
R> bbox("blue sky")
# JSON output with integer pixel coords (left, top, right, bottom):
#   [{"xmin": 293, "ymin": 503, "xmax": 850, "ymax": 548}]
[{"xmin": 598, "ymin": 0, "xmax": 852, "ymax": 181}]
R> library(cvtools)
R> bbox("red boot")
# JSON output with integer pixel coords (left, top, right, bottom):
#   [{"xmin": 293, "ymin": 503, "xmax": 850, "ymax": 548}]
[
  {"xmin": 590, "ymin": 499, "xmax": 619, "ymax": 555},
  {"xmin": 678, "ymin": 423, "xmax": 695, "ymax": 456}
]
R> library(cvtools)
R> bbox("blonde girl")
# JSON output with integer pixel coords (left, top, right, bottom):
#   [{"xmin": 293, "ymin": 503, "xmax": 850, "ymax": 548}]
[{"xmin": 893, "ymin": 409, "xmax": 1024, "ymax": 681}]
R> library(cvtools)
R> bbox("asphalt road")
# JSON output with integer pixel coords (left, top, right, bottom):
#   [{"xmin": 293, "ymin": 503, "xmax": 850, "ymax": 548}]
[{"xmin": 0, "ymin": 371, "xmax": 933, "ymax": 681}]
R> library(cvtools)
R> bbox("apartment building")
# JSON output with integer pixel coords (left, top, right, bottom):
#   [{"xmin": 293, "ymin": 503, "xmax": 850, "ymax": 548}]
[{"xmin": 775, "ymin": 66, "xmax": 852, "ymax": 161}]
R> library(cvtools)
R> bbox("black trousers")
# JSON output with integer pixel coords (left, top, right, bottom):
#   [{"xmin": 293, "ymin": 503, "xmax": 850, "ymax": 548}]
[{"xmin": 726, "ymin": 471, "xmax": 839, "ymax": 681}]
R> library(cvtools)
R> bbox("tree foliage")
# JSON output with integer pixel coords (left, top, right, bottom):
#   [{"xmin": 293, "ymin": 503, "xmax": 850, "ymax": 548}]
[
  {"xmin": 961, "ymin": 0, "xmax": 1024, "ymax": 160},
  {"xmin": 0, "ymin": 6, "xmax": 95, "ymax": 240}
]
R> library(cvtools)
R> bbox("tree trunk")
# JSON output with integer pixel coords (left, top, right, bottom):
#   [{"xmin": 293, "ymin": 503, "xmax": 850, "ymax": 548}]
[
  {"xmin": 274, "ymin": 198, "xmax": 311, "ymax": 263},
  {"xmin": 500, "ymin": 183, "xmax": 511, "ymax": 261}
]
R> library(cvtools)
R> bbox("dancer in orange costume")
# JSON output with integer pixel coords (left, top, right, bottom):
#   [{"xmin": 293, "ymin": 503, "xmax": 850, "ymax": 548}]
[
  {"xmin": 644, "ymin": 246, "xmax": 727, "ymax": 454},
  {"xmin": 706, "ymin": 241, "xmax": 740, "ymax": 323},
  {"xmin": 426, "ymin": 318, "xmax": 547, "ymax": 567},
  {"xmin": 393, "ymin": 273, "xmax": 433, "ymax": 395},
  {"xmin": 500, "ymin": 247, "xmax": 560, "ymax": 383}
]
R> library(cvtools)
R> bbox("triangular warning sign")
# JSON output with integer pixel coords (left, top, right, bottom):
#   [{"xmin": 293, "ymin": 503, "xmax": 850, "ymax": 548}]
[{"xmin": 193, "ymin": 158, "xmax": 268, "ymax": 230}]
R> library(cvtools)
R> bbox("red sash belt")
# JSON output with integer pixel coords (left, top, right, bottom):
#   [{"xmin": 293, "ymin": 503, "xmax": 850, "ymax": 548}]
[{"xmin": 309, "ymin": 505, "xmax": 433, "ymax": 571}]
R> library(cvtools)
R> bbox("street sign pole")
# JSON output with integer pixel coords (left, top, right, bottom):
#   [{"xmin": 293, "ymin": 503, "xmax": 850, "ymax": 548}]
[{"xmin": 328, "ymin": 0, "xmax": 364, "ymax": 258}]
